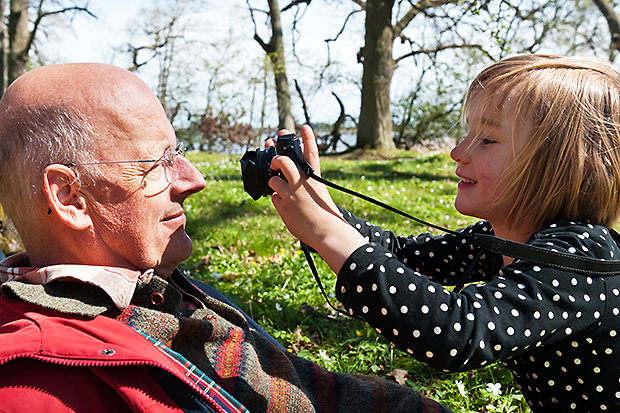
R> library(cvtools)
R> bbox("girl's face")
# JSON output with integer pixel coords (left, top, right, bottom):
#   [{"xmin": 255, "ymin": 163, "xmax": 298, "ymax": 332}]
[{"xmin": 450, "ymin": 92, "xmax": 532, "ymax": 233}]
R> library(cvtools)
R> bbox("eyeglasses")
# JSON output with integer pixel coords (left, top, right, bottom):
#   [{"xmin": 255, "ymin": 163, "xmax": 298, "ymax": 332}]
[{"xmin": 65, "ymin": 142, "xmax": 186, "ymax": 196}]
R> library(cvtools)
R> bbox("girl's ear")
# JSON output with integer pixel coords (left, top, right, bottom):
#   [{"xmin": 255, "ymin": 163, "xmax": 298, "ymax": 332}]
[{"xmin": 41, "ymin": 164, "xmax": 92, "ymax": 230}]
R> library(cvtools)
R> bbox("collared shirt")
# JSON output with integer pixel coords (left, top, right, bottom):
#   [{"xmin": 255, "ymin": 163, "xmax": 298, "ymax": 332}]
[{"xmin": 0, "ymin": 252, "xmax": 149, "ymax": 310}]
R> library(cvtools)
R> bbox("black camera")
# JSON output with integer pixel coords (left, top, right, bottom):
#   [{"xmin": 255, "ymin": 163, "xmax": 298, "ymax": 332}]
[{"xmin": 240, "ymin": 133, "xmax": 312, "ymax": 200}]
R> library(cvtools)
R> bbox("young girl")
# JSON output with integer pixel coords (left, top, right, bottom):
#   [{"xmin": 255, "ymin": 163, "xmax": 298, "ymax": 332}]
[{"xmin": 268, "ymin": 55, "xmax": 620, "ymax": 412}]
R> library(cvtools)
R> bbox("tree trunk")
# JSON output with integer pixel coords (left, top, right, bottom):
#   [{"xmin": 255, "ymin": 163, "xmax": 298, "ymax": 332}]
[
  {"xmin": 592, "ymin": 0, "xmax": 620, "ymax": 53},
  {"xmin": 266, "ymin": 0, "xmax": 295, "ymax": 131},
  {"xmin": 7, "ymin": 0, "xmax": 30, "ymax": 86},
  {"xmin": 357, "ymin": 0, "xmax": 396, "ymax": 150}
]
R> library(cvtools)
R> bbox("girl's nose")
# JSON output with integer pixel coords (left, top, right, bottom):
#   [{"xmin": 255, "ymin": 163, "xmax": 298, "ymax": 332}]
[{"xmin": 450, "ymin": 138, "xmax": 467, "ymax": 163}]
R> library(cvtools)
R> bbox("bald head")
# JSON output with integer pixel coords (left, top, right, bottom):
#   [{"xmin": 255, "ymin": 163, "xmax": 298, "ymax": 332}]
[
  {"xmin": 0, "ymin": 63, "xmax": 168, "ymax": 245},
  {"xmin": 2, "ymin": 64, "xmax": 165, "ymax": 153},
  {"xmin": 3, "ymin": 63, "xmax": 151, "ymax": 112}
]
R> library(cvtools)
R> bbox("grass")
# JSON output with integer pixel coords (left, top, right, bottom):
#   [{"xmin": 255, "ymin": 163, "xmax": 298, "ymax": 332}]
[{"xmin": 180, "ymin": 149, "xmax": 532, "ymax": 413}]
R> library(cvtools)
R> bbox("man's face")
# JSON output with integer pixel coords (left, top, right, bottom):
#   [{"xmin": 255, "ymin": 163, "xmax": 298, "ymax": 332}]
[{"xmin": 83, "ymin": 93, "xmax": 206, "ymax": 277}]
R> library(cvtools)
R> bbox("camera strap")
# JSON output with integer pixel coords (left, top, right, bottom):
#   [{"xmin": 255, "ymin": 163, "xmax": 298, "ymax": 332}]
[{"xmin": 299, "ymin": 170, "xmax": 620, "ymax": 307}]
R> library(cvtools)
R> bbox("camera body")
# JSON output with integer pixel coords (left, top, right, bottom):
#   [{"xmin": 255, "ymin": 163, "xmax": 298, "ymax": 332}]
[{"xmin": 240, "ymin": 133, "xmax": 308, "ymax": 200}]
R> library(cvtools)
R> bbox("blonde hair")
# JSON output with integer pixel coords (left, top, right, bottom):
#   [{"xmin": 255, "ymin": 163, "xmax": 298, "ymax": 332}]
[{"xmin": 463, "ymin": 54, "xmax": 620, "ymax": 230}]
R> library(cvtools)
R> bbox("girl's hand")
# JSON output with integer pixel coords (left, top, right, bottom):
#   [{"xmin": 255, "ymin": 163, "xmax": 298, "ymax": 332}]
[{"xmin": 269, "ymin": 125, "xmax": 366, "ymax": 273}]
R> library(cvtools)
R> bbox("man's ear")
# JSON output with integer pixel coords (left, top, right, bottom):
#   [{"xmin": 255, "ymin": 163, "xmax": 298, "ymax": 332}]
[{"xmin": 41, "ymin": 164, "xmax": 92, "ymax": 230}]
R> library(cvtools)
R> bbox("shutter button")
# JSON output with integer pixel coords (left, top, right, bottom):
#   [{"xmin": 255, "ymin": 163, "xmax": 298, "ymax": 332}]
[{"xmin": 150, "ymin": 292, "xmax": 165, "ymax": 306}]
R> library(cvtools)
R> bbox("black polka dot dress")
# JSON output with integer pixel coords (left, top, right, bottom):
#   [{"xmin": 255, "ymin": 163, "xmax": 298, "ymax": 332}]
[{"xmin": 335, "ymin": 209, "xmax": 620, "ymax": 412}]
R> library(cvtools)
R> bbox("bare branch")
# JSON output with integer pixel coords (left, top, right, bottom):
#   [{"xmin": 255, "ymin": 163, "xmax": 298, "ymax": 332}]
[
  {"xmin": 282, "ymin": 0, "xmax": 311, "ymax": 12},
  {"xmin": 393, "ymin": 0, "xmax": 456, "ymax": 38},
  {"xmin": 592, "ymin": 0, "xmax": 620, "ymax": 52},
  {"xmin": 395, "ymin": 43, "xmax": 492, "ymax": 64}
]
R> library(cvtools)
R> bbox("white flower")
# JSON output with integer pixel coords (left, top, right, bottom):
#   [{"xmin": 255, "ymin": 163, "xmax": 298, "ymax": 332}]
[
  {"xmin": 275, "ymin": 303, "xmax": 282, "ymax": 312},
  {"xmin": 486, "ymin": 382, "xmax": 502, "ymax": 397},
  {"xmin": 456, "ymin": 380, "xmax": 467, "ymax": 398},
  {"xmin": 318, "ymin": 349, "xmax": 330, "ymax": 361}
]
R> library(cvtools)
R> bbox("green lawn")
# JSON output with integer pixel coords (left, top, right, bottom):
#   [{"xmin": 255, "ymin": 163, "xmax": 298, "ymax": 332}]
[{"xmin": 181, "ymin": 150, "xmax": 531, "ymax": 412}]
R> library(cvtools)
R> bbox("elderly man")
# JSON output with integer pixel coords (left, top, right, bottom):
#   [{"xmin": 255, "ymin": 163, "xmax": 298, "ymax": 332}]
[{"xmin": 0, "ymin": 64, "xmax": 450, "ymax": 412}]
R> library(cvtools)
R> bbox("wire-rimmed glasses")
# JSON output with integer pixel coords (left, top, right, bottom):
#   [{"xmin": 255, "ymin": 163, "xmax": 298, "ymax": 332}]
[{"xmin": 65, "ymin": 142, "xmax": 186, "ymax": 196}]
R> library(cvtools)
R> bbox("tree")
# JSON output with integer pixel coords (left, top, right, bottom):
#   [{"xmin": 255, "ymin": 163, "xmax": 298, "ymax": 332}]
[
  {"xmin": 248, "ymin": 0, "xmax": 298, "ymax": 131},
  {"xmin": 593, "ymin": 0, "xmax": 620, "ymax": 58},
  {"xmin": 2, "ymin": 0, "xmax": 94, "ymax": 93},
  {"xmin": 334, "ymin": 0, "xmax": 483, "ymax": 150}
]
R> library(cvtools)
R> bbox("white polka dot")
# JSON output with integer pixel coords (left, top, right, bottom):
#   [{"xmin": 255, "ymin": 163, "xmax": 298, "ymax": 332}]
[
  {"xmin": 356, "ymin": 285, "xmax": 363, "ymax": 293},
  {"xmin": 362, "ymin": 306, "xmax": 369, "ymax": 313},
  {"xmin": 393, "ymin": 329, "xmax": 399, "ymax": 336},
  {"xmin": 365, "ymin": 247, "xmax": 374, "ymax": 253},
  {"xmin": 408, "ymin": 283, "xmax": 416, "ymax": 292},
  {"xmin": 488, "ymin": 322, "xmax": 496, "ymax": 330},
  {"xmin": 400, "ymin": 306, "xmax": 408, "ymax": 314},
  {"xmin": 381, "ymin": 308, "xmax": 388, "ymax": 315},
  {"xmin": 426, "ymin": 351, "xmax": 434, "ymax": 358},
  {"xmin": 349, "ymin": 263, "xmax": 357, "ymax": 270},
  {"xmin": 413, "ymin": 330, "xmax": 420, "ymax": 338},
  {"xmin": 372, "ymin": 284, "xmax": 378, "ymax": 291},
  {"xmin": 494, "ymin": 291, "xmax": 503, "ymax": 299},
  {"xmin": 397, "ymin": 267, "xmax": 405, "ymax": 274},
  {"xmin": 511, "ymin": 309, "xmax": 520, "ymax": 317},
  {"xmin": 450, "ymin": 349, "xmax": 458, "ymax": 357},
  {"xmin": 440, "ymin": 303, "xmax": 449, "ymax": 312},
  {"xmin": 389, "ymin": 286, "xmax": 397, "ymax": 294},
  {"xmin": 507, "ymin": 327, "xmax": 515, "ymax": 335},
  {"xmin": 428, "ymin": 285, "xmax": 436, "ymax": 293},
  {"xmin": 367, "ymin": 263, "xmax": 374, "ymax": 270},
  {"xmin": 434, "ymin": 326, "xmax": 442, "ymax": 335},
  {"xmin": 379, "ymin": 265, "xmax": 385, "ymax": 273},
  {"xmin": 533, "ymin": 266, "xmax": 541, "ymax": 272},
  {"xmin": 421, "ymin": 305, "xmax": 429, "ymax": 314},
  {"xmin": 454, "ymin": 323, "xmax": 461, "ymax": 332}
]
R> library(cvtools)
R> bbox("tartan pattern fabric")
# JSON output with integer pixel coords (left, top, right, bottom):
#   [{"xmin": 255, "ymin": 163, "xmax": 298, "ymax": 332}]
[
  {"xmin": 116, "ymin": 276, "xmax": 454, "ymax": 413},
  {"xmin": 128, "ymin": 325, "xmax": 249, "ymax": 413}
]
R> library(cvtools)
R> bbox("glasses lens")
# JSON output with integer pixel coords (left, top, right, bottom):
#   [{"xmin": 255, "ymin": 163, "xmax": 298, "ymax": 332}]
[{"xmin": 140, "ymin": 145, "xmax": 181, "ymax": 196}]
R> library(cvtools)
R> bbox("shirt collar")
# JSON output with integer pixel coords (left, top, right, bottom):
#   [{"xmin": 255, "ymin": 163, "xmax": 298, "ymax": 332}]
[{"xmin": 0, "ymin": 252, "xmax": 150, "ymax": 310}]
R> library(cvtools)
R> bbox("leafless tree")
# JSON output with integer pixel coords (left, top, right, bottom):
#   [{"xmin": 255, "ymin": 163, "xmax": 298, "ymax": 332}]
[
  {"xmin": 4, "ymin": 0, "xmax": 94, "ymax": 91},
  {"xmin": 247, "ymin": 0, "xmax": 301, "ymax": 131}
]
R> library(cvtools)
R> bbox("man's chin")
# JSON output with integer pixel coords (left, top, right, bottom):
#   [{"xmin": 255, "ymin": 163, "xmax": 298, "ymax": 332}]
[{"xmin": 155, "ymin": 237, "xmax": 194, "ymax": 278}]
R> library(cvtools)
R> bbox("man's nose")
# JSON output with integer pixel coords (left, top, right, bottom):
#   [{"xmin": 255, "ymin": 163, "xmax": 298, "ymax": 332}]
[{"xmin": 172, "ymin": 156, "xmax": 206, "ymax": 197}]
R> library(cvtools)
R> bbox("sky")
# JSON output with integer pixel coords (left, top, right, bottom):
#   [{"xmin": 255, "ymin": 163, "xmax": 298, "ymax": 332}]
[{"xmin": 37, "ymin": 0, "xmax": 369, "ymax": 127}]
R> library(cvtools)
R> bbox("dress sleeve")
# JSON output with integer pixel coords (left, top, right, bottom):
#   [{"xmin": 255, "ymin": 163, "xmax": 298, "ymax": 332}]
[
  {"xmin": 335, "ymin": 220, "xmax": 614, "ymax": 373},
  {"xmin": 338, "ymin": 206, "xmax": 498, "ymax": 285}
]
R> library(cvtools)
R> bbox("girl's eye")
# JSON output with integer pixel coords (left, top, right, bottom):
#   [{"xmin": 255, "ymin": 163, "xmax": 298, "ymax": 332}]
[{"xmin": 481, "ymin": 138, "xmax": 497, "ymax": 146}]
